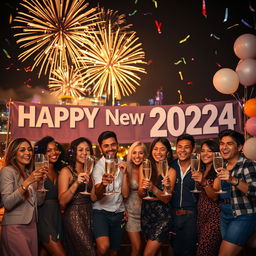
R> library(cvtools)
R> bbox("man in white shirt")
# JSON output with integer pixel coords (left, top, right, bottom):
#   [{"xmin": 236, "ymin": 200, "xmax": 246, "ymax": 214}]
[{"xmin": 92, "ymin": 131, "xmax": 129, "ymax": 256}]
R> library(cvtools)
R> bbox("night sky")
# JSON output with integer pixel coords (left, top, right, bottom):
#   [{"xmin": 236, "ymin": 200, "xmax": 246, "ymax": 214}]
[{"xmin": 0, "ymin": 0, "xmax": 255, "ymax": 105}]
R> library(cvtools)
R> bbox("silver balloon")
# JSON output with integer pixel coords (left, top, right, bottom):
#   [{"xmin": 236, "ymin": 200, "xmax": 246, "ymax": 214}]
[
  {"xmin": 233, "ymin": 33, "xmax": 256, "ymax": 59},
  {"xmin": 236, "ymin": 58, "xmax": 256, "ymax": 87}
]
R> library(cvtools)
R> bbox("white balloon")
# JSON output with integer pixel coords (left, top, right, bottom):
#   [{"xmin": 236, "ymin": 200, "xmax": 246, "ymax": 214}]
[
  {"xmin": 213, "ymin": 68, "xmax": 239, "ymax": 94},
  {"xmin": 243, "ymin": 137, "xmax": 256, "ymax": 161},
  {"xmin": 233, "ymin": 33, "xmax": 256, "ymax": 59}
]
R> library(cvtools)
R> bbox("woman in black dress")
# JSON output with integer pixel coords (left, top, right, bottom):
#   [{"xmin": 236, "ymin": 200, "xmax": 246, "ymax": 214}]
[
  {"xmin": 35, "ymin": 136, "xmax": 67, "ymax": 256},
  {"xmin": 58, "ymin": 137, "xmax": 96, "ymax": 256},
  {"xmin": 138, "ymin": 138, "xmax": 176, "ymax": 256}
]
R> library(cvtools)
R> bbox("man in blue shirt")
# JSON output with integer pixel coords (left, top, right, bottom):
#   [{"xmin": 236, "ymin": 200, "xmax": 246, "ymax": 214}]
[{"xmin": 170, "ymin": 133, "xmax": 197, "ymax": 256}]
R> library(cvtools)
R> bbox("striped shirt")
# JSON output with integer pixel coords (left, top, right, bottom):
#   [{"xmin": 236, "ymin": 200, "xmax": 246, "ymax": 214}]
[{"xmin": 228, "ymin": 155, "xmax": 256, "ymax": 217}]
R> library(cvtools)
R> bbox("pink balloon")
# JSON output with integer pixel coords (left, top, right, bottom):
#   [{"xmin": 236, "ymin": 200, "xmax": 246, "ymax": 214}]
[
  {"xmin": 245, "ymin": 117, "xmax": 256, "ymax": 136},
  {"xmin": 213, "ymin": 68, "xmax": 239, "ymax": 94},
  {"xmin": 236, "ymin": 59, "xmax": 256, "ymax": 87},
  {"xmin": 233, "ymin": 34, "xmax": 256, "ymax": 59},
  {"xmin": 243, "ymin": 137, "xmax": 256, "ymax": 161}
]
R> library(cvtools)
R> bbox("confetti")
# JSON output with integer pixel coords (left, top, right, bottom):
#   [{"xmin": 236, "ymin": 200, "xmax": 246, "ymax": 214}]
[
  {"xmin": 226, "ymin": 24, "xmax": 239, "ymax": 29},
  {"xmin": 216, "ymin": 62, "xmax": 222, "ymax": 67},
  {"xmin": 9, "ymin": 14, "xmax": 13, "ymax": 24},
  {"xmin": 134, "ymin": 0, "xmax": 138, "ymax": 4},
  {"xmin": 241, "ymin": 19, "xmax": 253, "ymax": 28},
  {"xmin": 223, "ymin": 8, "xmax": 228, "ymax": 22},
  {"xmin": 147, "ymin": 59, "xmax": 153, "ymax": 65},
  {"xmin": 128, "ymin": 10, "xmax": 137, "ymax": 16},
  {"xmin": 5, "ymin": 63, "xmax": 14, "ymax": 70},
  {"xmin": 182, "ymin": 57, "xmax": 186, "ymax": 64},
  {"xmin": 202, "ymin": 0, "xmax": 207, "ymax": 17},
  {"xmin": 249, "ymin": 3, "xmax": 255, "ymax": 12},
  {"xmin": 204, "ymin": 98, "xmax": 212, "ymax": 102},
  {"xmin": 174, "ymin": 60, "xmax": 182, "ymax": 65},
  {"xmin": 142, "ymin": 12, "xmax": 152, "ymax": 15},
  {"xmin": 177, "ymin": 90, "xmax": 184, "ymax": 104},
  {"xmin": 25, "ymin": 66, "xmax": 32, "ymax": 72},
  {"xmin": 178, "ymin": 71, "xmax": 183, "ymax": 80},
  {"xmin": 179, "ymin": 35, "xmax": 190, "ymax": 43},
  {"xmin": 152, "ymin": 0, "xmax": 158, "ymax": 8},
  {"xmin": 3, "ymin": 49, "xmax": 11, "ymax": 59},
  {"xmin": 210, "ymin": 33, "xmax": 220, "ymax": 40},
  {"xmin": 187, "ymin": 82, "xmax": 193, "ymax": 85},
  {"xmin": 155, "ymin": 20, "xmax": 163, "ymax": 34}
]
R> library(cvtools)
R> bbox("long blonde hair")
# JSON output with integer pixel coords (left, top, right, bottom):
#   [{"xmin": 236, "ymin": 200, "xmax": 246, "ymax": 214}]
[{"xmin": 127, "ymin": 141, "xmax": 147, "ymax": 175}]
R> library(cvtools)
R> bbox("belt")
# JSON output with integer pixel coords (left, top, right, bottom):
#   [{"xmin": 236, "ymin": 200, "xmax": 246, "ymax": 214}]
[
  {"xmin": 220, "ymin": 198, "xmax": 231, "ymax": 204},
  {"xmin": 175, "ymin": 209, "xmax": 194, "ymax": 215}
]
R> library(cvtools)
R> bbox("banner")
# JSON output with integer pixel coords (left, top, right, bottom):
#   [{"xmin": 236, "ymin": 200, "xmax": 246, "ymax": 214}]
[{"xmin": 10, "ymin": 100, "xmax": 243, "ymax": 143}]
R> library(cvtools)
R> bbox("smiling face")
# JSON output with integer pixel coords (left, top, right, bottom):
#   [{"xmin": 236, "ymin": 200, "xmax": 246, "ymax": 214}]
[
  {"xmin": 45, "ymin": 141, "xmax": 60, "ymax": 164},
  {"xmin": 76, "ymin": 141, "xmax": 91, "ymax": 164},
  {"xmin": 16, "ymin": 141, "xmax": 33, "ymax": 168},
  {"xmin": 131, "ymin": 145, "xmax": 145, "ymax": 166},
  {"xmin": 100, "ymin": 137, "xmax": 118, "ymax": 158},
  {"xmin": 200, "ymin": 143, "xmax": 214, "ymax": 165},
  {"xmin": 219, "ymin": 136, "xmax": 242, "ymax": 161},
  {"xmin": 176, "ymin": 139, "xmax": 193, "ymax": 162},
  {"xmin": 151, "ymin": 141, "xmax": 168, "ymax": 163}
]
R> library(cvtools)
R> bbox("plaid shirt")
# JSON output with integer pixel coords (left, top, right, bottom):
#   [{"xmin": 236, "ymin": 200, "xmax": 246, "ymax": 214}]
[{"xmin": 229, "ymin": 155, "xmax": 256, "ymax": 217}]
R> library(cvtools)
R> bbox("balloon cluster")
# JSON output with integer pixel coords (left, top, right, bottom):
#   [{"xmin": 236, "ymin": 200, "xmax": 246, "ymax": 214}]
[{"xmin": 213, "ymin": 33, "xmax": 256, "ymax": 161}]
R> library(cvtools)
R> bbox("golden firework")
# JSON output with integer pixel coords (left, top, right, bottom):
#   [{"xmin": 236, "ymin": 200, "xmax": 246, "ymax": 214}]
[
  {"xmin": 80, "ymin": 22, "xmax": 147, "ymax": 105},
  {"xmin": 13, "ymin": 0, "xmax": 100, "ymax": 78},
  {"xmin": 49, "ymin": 66, "xmax": 85, "ymax": 99}
]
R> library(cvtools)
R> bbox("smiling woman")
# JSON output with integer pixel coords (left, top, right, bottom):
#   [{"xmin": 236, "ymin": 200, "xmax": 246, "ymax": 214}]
[
  {"xmin": 0, "ymin": 138, "xmax": 46, "ymax": 256},
  {"xmin": 34, "ymin": 136, "xmax": 67, "ymax": 256}
]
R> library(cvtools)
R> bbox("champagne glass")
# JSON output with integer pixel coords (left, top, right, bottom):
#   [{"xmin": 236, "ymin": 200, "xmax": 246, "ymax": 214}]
[
  {"xmin": 80, "ymin": 155, "xmax": 94, "ymax": 195},
  {"xmin": 190, "ymin": 153, "xmax": 201, "ymax": 193},
  {"xmin": 142, "ymin": 159, "xmax": 152, "ymax": 200},
  {"xmin": 35, "ymin": 153, "xmax": 49, "ymax": 192},
  {"xmin": 159, "ymin": 159, "xmax": 171, "ymax": 196},
  {"xmin": 104, "ymin": 155, "xmax": 115, "ymax": 195},
  {"xmin": 110, "ymin": 159, "xmax": 119, "ymax": 193},
  {"xmin": 213, "ymin": 152, "xmax": 226, "ymax": 194}
]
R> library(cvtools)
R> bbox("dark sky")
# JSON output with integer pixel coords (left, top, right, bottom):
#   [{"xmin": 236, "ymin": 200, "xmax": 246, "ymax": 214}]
[{"xmin": 0, "ymin": 0, "xmax": 256, "ymax": 105}]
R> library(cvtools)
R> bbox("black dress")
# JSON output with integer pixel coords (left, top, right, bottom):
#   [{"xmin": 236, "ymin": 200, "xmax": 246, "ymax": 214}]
[
  {"xmin": 141, "ymin": 175, "xmax": 172, "ymax": 242},
  {"xmin": 38, "ymin": 177, "xmax": 63, "ymax": 243},
  {"xmin": 63, "ymin": 167, "xmax": 96, "ymax": 256}
]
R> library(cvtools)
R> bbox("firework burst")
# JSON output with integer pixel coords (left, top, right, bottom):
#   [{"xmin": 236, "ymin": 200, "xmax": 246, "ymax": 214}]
[
  {"xmin": 49, "ymin": 66, "xmax": 85, "ymax": 98},
  {"xmin": 13, "ymin": 0, "xmax": 100, "ymax": 78},
  {"xmin": 80, "ymin": 22, "xmax": 147, "ymax": 105}
]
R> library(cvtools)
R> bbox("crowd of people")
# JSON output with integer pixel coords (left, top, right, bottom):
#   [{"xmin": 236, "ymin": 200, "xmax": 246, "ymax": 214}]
[{"xmin": 0, "ymin": 129, "xmax": 256, "ymax": 256}]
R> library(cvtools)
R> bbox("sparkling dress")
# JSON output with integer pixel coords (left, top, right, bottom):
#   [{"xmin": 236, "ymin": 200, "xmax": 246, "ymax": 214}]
[
  {"xmin": 63, "ymin": 167, "xmax": 96, "ymax": 256},
  {"xmin": 196, "ymin": 173, "xmax": 221, "ymax": 256},
  {"xmin": 141, "ymin": 175, "xmax": 172, "ymax": 242},
  {"xmin": 37, "ymin": 177, "xmax": 63, "ymax": 243},
  {"xmin": 125, "ymin": 179, "xmax": 142, "ymax": 232}
]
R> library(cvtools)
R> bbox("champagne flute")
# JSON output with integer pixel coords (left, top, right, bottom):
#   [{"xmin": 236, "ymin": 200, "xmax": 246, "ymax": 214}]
[
  {"xmin": 80, "ymin": 155, "xmax": 94, "ymax": 195},
  {"xmin": 110, "ymin": 159, "xmax": 119, "ymax": 193},
  {"xmin": 35, "ymin": 153, "xmax": 49, "ymax": 192},
  {"xmin": 104, "ymin": 155, "xmax": 115, "ymax": 195},
  {"xmin": 159, "ymin": 159, "xmax": 171, "ymax": 196},
  {"xmin": 190, "ymin": 153, "xmax": 201, "ymax": 193},
  {"xmin": 142, "ymin": 159, "xmax": 152, "ymax": 200},
  {"xmin": 213, "ymin": 152, "xmax": 227, "ymax": 194}
]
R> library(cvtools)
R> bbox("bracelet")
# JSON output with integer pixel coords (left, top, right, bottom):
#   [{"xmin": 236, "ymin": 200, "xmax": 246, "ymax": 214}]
[
  {"xmin": 233, "ymin": 178, "xmax": 240, "ymax": 186},
  {"xmin": 21, "ymin": 185, "xmax": 27, "ymax": 191}
]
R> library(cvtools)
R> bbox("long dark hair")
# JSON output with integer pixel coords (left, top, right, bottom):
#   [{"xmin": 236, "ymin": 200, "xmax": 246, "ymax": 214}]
[
  {"xmin": 149, "ymin": 137, "xmax": 174, "ymax": 184},
  {"xmin": 67, "ymin": 137, "xmax": 93, "ymax": 172},
  {"xmin": 200, "ymin": 140, "xmax": 219, "ymax": 180},
  {"xmin": 34, "ymin": 136, "xmax": 67, "ymax": 172},
  {"xmin": 4, "ymin": 138, "xmax": 34, "ymax": 179}
]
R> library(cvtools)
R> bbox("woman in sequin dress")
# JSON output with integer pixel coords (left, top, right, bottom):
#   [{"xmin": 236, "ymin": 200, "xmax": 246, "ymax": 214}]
[
  {"xmin": 35, "ymin": 136, "xmax": 67, "ymax": 256},
  {"xmin": 125, "ymin": 141, "xmax": 147, "ymax": 256},
  {"xmin": 138, "ymin": 138, "xmax": 176, "ymax": 256},
  {"xmin": 191, "ymin": 140, "xmax": 221, "ymax": 256},
  {"xmin": 58, "ymin": 137, "xmax": 96, "ymax": 256}
]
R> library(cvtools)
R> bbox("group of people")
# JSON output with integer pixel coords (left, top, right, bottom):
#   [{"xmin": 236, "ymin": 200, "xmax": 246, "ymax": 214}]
[{"xmin": 0, "ymin": 129, "xmax": 256, "ymax": 256}]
